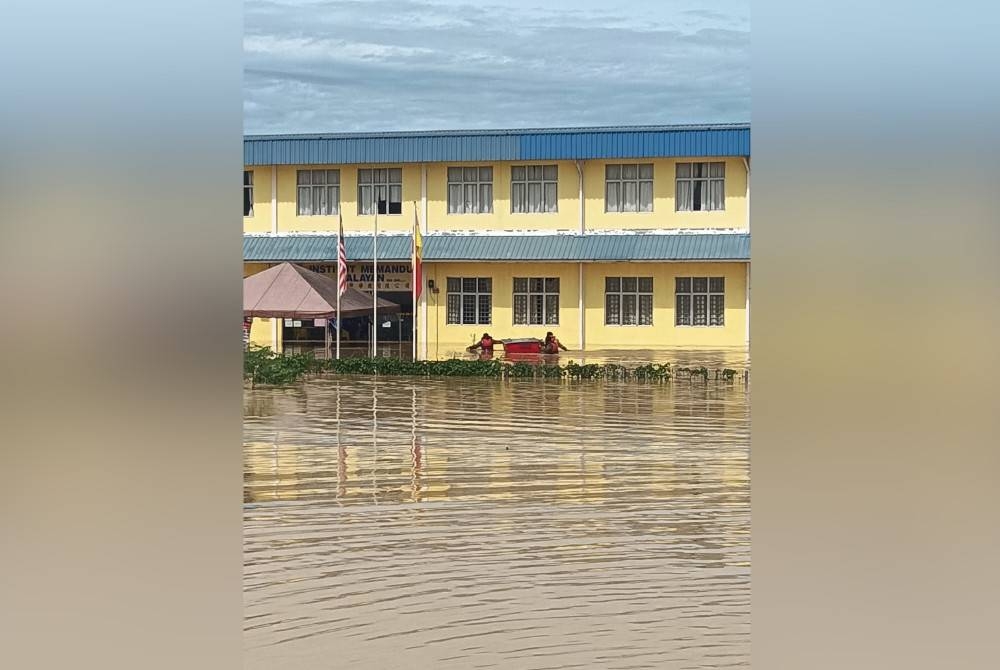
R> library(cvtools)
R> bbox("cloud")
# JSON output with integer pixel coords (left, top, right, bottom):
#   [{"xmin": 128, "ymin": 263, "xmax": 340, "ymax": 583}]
[{"xmin": 244, "ymin": 0, "xmax": 749, "ymax": 133}]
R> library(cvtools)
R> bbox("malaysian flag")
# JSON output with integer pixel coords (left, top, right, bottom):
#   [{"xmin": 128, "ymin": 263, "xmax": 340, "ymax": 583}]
[{"xmin": 337, "ymin": 212, "xmax": 348, "ymax": 297}]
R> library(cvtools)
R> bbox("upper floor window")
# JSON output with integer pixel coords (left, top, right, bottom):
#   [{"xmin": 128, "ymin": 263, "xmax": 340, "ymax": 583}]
[
  {"xmin": 358, "ymin": 168, "xmax": 402, "ymax": 215},
  {"xmin": 605, "ymin": 164, "xmax": 653, "ymax": 213},
  {"xmin": 446, "ymin": 277, "xmax": 492, "ymax": 325},
  {"xmin": 675, "ymin": 277, "xmax": 725, "ymax": 326},
  {"xmin": 296, "ymin": 169, "xmax": 340, "ymax": 216},
  {"xmin": 605, "ymin": 277, "xmax": 653, "ymax": 325},
  {"xmin": 513, "ymin": 277, "xmax": 559, "ymax": 325},
  {"xmin": 511, "ymin": 165, "xmax": 557, "ymax": 213},
  {"xmin": 675, "ymin": 162, "xmax": 725, "ymax": 211},
  {"xmin": 448, "ymin": 167, "xmax": 493, "ymax": 214},
  {"xmin": 244, "ymin": 170, "xmax": 254, "ymax": 217}
]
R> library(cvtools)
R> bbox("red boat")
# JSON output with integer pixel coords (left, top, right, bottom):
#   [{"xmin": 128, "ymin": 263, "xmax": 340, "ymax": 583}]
[{"xmin": 500, "ymin": 338, "xmax": 544, "ymax": 354}]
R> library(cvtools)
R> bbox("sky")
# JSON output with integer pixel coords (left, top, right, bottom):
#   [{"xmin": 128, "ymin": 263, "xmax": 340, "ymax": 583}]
[{"xmin": 244, "ymin": 0, "xmax": 749, "ymax": 134}]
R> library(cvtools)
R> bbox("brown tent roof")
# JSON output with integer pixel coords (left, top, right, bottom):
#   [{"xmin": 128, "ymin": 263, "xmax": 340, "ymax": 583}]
[{"xmin": 243, "ymin": 262, "xmax": 400, "ymax": 319}]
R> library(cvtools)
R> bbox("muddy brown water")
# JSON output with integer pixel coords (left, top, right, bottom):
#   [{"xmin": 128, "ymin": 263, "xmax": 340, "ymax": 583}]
[{"xmin": 245, "ymin": 350, "xmax": 749, "ymax": 669}]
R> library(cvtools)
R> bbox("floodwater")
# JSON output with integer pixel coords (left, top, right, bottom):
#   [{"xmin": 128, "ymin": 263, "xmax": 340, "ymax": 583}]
[{"xmin": 244, "ymin": 353, "xmax": 749, "ymax": 669}]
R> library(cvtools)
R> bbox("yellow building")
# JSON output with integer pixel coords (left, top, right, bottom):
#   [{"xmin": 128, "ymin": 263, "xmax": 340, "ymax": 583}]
[{"xmin": 243, "ymin": 125, "xmax": 750, "ymax": 356}]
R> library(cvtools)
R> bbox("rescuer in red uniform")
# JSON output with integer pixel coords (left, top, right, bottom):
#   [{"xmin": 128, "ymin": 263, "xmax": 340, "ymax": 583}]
[{"xmin": 467, "ymin": 332, "xmax": 495, "ymax": 354}]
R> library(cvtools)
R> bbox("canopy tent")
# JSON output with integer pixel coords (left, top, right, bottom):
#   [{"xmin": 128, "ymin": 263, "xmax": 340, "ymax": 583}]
[{"xmin": 243, "ymin": 262, "xmax": 400, "ymax": 319}]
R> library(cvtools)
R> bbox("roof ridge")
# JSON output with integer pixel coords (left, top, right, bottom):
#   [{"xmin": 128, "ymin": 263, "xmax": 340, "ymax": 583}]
[{"xmin": 245, "ymin": 123, "xmax": 750, "ymax": 141}]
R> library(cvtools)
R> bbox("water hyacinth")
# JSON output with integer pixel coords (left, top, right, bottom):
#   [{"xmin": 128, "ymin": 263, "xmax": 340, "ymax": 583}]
[{"xmin": 244, "ymin": 345, "xmax": 748, "ymax": 387}]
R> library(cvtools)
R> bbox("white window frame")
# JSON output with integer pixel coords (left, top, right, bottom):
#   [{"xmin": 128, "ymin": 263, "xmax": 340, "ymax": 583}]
[
  {"xmin": 447, "ymin": 166, "xmax": 493, "ymax": 214},
  {"xmin": 513, "ymin": 277, "xmax": 560, "ymax": 325},
  {"xmin": 511, "ymin": 165, "xmax": 558, "ymax": 214},
  {"xmin": 446, "ymin": 277, "xmax": 492, "ymax": 325},
  {"xmin": 675, "ymin": 161, "xmax": 726, "ymax": 212},
  {"xmin": 296, "ymin": 169, "xmax": 340, "ymax": 216},
  {"xmin": 244, "ymin": 170, "xmax": 254, "ymax": 217},
  {"xmin": 675, "ymin": 276, "xmax": 725, "ymax": 326},
  {"xmin": 604, "ymin": 163, "xmax": 654, "ymax": 213},
  {"xmin": 604, "ymin": 276, "xmax": 654, "ymax": 326},
  {"xmin": 358, "ymin": 167, "xmax": 403, "ymax": 215}
]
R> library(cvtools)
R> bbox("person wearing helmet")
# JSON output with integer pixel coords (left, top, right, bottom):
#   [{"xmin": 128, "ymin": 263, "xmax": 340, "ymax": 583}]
[
  {"xmin": 541, "ymin": 331, "xmax": 568, "ymax": 354},
  {"xmin": 467, "ymin": 332, "xmax": 495, "ymax": 354}
]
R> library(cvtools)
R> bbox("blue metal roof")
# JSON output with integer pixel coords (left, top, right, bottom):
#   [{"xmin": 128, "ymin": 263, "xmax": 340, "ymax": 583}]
[
  {"xmin": 245, "ymin": 124, "xmax": 750, "ymax": 166},
  {"xmin": 244, "ymin": 233, "xmax": 750, "ymax": 262}
]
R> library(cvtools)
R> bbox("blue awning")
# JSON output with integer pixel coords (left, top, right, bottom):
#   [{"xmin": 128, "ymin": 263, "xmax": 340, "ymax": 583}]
[{"xmin": 244, "ymin": 233, "xmax": 750, "ymax": 263}]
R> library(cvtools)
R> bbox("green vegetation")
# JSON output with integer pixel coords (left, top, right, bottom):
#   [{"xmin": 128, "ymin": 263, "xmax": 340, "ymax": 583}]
[{"xmin": 244, "ymin": 345, "xmax": 749, "ymax": 387}]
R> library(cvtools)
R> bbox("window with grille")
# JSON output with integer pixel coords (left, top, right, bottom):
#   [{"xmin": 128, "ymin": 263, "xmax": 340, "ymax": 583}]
[
  {"xmin": 604, "ymin": 277, "xmax": 653, "ymax": 325},
  {"xmin": 511, "ymin": 165, "xmax": 558, "ymax": 213},
  {"xmin": 447, "ymin": 167, "xmax": 493, "ymax": 214},
  {"xmin": 358, "ymin": 168, "xmax": 402, "ymax": 215},
  {"xmin": 675, "ymin": 162, "xmax": 725, "ymax": 211},
  {"xmin": 513, "ymin": 277, "xmax": 559, "ymax": 325},
  {"xmin": 446, "ymin": 277, "xmax": 492, "ymax": 325},
  {"xmin": 244, "ymin": 170, "xmax": 254, "ymax": 216},
  {"xmin": 605, "ymin": 164, "xmax": 653, "ymax": 213},
  {"xmin": 675, "ymin": 277, "xmax": 725, "ymax": 326},
  {"xmin": 296, "ymin": 169, "xmax": 340, "ymax": 216}
]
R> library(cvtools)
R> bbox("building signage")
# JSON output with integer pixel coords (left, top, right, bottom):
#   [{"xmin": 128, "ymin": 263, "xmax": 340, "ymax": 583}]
[{"xmin": 298, "ymin": 263, "xmax": 412, "ymax": 292}]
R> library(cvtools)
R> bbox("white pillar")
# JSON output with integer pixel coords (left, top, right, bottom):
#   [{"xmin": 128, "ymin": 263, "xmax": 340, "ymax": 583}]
[
  {"xmin": 270, "ymin": 165, "xmax": 277, "ymax": 234},
  {"xmin": 742, "ymin": 157, "xmax": 750, "ymax": 232},
  {"xmin": 578, "ymin": 262, "xmax": 585, "ymax": 350},
  {"xmin": 745, "ymin": 262, "xmax": 751, "ymax": 345}
]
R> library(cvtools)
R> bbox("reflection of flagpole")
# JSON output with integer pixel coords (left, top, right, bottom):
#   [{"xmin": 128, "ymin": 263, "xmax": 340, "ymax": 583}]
[
  {"xmin": 336, "ymin": 382, "xmax": 344, "ymax": 502},
  {"xmin": 371, "ymin": 382, "xmax": 378, "ymax": 504},
  {"xmin": 410, "ymin": 385, "xmax": 419, "ymax": 502}
]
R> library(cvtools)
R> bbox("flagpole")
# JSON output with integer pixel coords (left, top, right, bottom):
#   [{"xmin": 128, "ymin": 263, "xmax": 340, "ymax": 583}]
[
  {"xmin": 335, "ymin": 266, "xmax": 341, "ymax": 361},
  {"xmin": 412, "ymin": 202, "xmax": 418, "ymax": 361},
  {"xmin": 372, "ymin": 191, "xmax": 379, "ymax": 358},
  {"xmin": 336, "ymin": 212, "xmax": 343, "ymax": 359}
]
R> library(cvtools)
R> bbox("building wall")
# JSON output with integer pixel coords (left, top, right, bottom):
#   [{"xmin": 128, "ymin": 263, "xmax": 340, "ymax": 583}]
[
  {"xmin": 243, "ymin": 157, "xmax": 749, "ymax": 234},
  {"xmin": 582, "ymin": 261, "xmax": 747, "ymax": 348},
  {"xmin": 582, "ymin": 157, "xmax": 747, "ymax": 231},
  {"xmin": 242, "ymin": 258, "xmax": 748, "ymax": 353},
  {"xmin": 243, "ymin": 168, "xmax": 272, "ymax": 234},
  {"xmin": 424, "ymin": 260, "xmax": 748, "ymax": 354},
  {"xmin": 425, "ymin": 161, "xmax": 581, "ymax": 232},
  {"xmin": 425, "ymin": 261, "xmax": 583, "ymax": 357}
]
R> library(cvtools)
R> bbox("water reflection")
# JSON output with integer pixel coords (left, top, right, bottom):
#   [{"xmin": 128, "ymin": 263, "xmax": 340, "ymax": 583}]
[{"xmin": 245, "ymin": 363, "xmax": 749, "ymax": 668}]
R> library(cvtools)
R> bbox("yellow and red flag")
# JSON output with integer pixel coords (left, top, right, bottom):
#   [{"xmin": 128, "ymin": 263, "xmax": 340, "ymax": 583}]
[{"xmin": 412, "ymin": 207, "xmax": 423, "ymax": 301}]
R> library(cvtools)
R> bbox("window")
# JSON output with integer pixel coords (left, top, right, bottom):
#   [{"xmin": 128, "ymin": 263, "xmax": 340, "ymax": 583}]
[
  {"xmin": 358, "ymin": 168, "xmax": 402, "ymax": 215},
  {"xmin": 605, "ymin": 277, "xmax": 653, "ymax": 325},
  {"xmin": 446, "ymin": 277, "xmax": 492, "ymax": 324},
  {"xmin": 513, "ymin": 277, "xmax": 559, "ymax": 325},
  {"xmin": 511, "ymin": 165, "xmax": 558, "ymax": 213},
  {"xmin": 675, "ymin": 277, "xmax": 725, "ymax": 326},
  {"xmin": 675, "ymin": 162, "xmax": 725, "ymax": 211},
  {"xmin": 448, "ymin": 167, "xmax": 493, "ymax": 214},
  {"xmin": 605, "ymin": 164, "xmax": 653, "ymax": 213},
  {"xmin": 244, "ymin": 170, "xmax": 254, "ymax": 216},
  {"xmin": 296, "ymin": 169, "xmax": 340, "ymax": 216}
]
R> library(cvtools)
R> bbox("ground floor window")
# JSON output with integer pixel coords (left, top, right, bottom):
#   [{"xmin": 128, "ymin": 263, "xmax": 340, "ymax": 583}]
[
  {"xmin": 675, "ymin": 277, "xmax": 725, "ymax": 326},
  {"xmin": 447, "ymin": 277, "xmax": 492, "ymax": 324},
  {"xmin": 513, "ymin": 277, "xmax": 559, "ymax": 325},
  {"xmin": 605, "ymin": 277, "xmax": 653, "ymax": 325}
]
